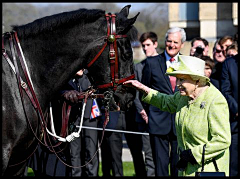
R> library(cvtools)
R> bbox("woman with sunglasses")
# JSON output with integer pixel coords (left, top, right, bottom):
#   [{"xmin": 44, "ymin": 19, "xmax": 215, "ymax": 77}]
[{"xmin": 210, "ymin": 40, "xmax": 226, "ymax": 90}]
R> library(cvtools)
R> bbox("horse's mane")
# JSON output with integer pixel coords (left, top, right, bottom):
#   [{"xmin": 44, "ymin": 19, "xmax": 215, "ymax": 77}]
[
  {"xmin": 12, "ymin": 8, "xmax": 105, "ymax": 37},
  {"xmin": 12, "ymin": 7, "xmax": 138, "ymax": 42}
]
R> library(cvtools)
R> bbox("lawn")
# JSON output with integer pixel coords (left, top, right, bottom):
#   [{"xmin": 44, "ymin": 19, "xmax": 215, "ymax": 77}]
[{"xmin": 28, "ymin": 162, "xmax": 135, "ymax": 176}]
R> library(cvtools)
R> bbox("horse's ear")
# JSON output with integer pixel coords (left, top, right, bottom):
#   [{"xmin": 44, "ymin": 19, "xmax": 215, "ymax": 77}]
[
  {"xmin": 119, "ymin": 5, "xmax": 131, "ymax": 18},
  {"xmin": 118, "ymin": 11, "xmax": 140, "ymax": 35},
  {"xmin": 125, "ymin": 12, "xmax": 140, "ymax": 27}
]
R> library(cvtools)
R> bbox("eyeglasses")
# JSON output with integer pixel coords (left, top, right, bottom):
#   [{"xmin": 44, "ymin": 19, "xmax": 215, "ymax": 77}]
[{"xmin": 215, "ymin": 49, "xmax": 224, "ymax": 53}]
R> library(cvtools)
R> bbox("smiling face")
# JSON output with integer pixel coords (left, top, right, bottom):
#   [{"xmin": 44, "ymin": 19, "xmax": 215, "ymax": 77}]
[
  {"xmin": 165, "ymin": 31, "xmax": 184, "ymax": 57},
  {"xmin": 176, "ymin": 74, "xmax": 198, "ymax": 97}
]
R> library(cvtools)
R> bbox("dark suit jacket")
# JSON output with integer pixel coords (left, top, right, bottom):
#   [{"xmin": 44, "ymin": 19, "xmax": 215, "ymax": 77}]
[
  {"xmin": 221, "ymin": 54, "xmax": 238, "ymax": 133},
  {"xmin": 61, "ymin": 73, "xmax": 93, "ymax": 121},
  {"xmin": 134, "ymin": 59, "xmax": 146, "ymax": 124},
  {"xmin": 141, "ymin": 53, "xmax": 177, "ymax": 135},
  {"xmin": 210, "ymin": 61, "xmax": 223, "ymax": 90}
]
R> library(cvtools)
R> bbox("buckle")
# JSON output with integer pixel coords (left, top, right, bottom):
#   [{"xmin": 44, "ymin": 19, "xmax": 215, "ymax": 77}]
[
  {"xmin": 109, "ymin": 51, "xmax": 115, "ymax": 60},
  {"xmin": 21, "ymin": 81, "xmax": 27, "ymax": 88}
]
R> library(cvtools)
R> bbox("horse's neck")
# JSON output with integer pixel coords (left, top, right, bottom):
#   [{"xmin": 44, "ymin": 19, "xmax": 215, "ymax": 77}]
[{"xmin": 18, "ymin": 24, "xmax": 104, "ymax": 107}]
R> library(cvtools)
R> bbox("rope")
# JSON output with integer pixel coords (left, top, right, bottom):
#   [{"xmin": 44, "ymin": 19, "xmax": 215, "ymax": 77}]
[{"xmin": 78, "ymin": 126, "xmax": 149, "ymax": 135}]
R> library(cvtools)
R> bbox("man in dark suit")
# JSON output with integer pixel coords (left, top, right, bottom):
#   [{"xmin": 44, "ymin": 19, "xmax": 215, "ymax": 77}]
[
  {"xmin": 61, "ymin": 69, "xmax": 99, "ymax": 176},
  {"xmin": 141, "ymin": 27, "xmax": 186, "ymax": 176},
  {"xmin": 133, "ymin": 32, "xmax": 159, "ymax": 176},
  {"xmin": 221, "ymin": 54, "xmax": 238, "ymax": 176}
]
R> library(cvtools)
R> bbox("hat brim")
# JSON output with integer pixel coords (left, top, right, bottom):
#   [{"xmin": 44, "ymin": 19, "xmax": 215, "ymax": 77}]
[{"xmin": 166, "ymin": 71, "xmax": 210, "ymax": 82}]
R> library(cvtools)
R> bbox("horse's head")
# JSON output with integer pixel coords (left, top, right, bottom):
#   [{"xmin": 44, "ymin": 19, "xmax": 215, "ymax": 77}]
[{"xmin": 85, "ymin": 5, "xmax": 140, "ymax": 111}]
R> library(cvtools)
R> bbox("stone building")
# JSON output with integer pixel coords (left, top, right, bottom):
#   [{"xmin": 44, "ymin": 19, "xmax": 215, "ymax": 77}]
[{"xmin": 168, "ymin": 2, "xmax": 238, "ymax": 57}]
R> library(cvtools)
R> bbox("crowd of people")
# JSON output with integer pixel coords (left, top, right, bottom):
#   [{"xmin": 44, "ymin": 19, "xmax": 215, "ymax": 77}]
[{"xmin": 26, "ymin": 27, "xmax": 238, "ymax": 177}]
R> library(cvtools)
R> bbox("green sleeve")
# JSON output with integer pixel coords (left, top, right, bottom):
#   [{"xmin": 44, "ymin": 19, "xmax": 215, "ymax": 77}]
[{"xmin": 141, "ymin": 89, "xmax": 181, "ymax": 113}]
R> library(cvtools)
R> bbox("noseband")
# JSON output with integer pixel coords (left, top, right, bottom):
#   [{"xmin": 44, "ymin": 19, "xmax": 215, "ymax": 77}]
[{"xmin": 87, "ymin": 13, "xmax": 135, "ymax": 91}]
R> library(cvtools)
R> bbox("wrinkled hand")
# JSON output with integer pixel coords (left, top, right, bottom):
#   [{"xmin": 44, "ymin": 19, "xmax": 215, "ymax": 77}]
[
  {"xmin": 140, "ymin": 109, "xmax": 148, "ymax": 124},
  {"xmin": 123, "ymin": 80, "xmax": 151, "ymax": 95},
  {"xmin": 63, "ymin": 90, "xmax": 81, "ymax": 103}
]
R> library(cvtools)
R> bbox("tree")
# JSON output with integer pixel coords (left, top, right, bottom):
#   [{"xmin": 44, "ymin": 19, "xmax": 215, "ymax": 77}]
[{"xmin": 3, "ymin": 2, "xmax": 169, "ymax": 50}]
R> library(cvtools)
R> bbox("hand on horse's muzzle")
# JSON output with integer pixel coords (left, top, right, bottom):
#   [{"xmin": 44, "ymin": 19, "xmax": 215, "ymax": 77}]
[{"xmin": 63, "ymin": 90, "xmax": 81, "ymax": 103}]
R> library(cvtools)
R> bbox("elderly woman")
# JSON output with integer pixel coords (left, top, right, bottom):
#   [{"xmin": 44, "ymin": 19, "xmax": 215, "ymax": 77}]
[{"xmin": 123, "ymin": 55, "xmax": 231, "ymax": 176}]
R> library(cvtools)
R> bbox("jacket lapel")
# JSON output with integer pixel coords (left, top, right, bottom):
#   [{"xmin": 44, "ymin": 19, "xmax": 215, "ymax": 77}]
[{"xmin": 158, "ymin": 53, "xmax": 173, "ymax": 91}]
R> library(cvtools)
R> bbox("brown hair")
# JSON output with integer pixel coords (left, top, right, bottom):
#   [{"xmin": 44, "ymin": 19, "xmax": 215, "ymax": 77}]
[
  {"xmin": 200, "ymin": 56, "xmax": 215, "ymax": 70},
  {"xmin": 226, "ymin": 42, "xmax": 238, "ymax": 53},
  {"xmin": 219, "ymin": 36, "xmax": 234, "ymax": 46},
  {"xmin": 139, "ymin": 32, "xmax": 158, "ymax": 44},
  {"xmin": 191, "ymin": 37, "xmax": 209, "ymax": 47}
]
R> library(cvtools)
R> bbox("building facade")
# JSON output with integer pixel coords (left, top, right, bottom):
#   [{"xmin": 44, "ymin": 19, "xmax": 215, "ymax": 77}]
[{"xmin": 168, "ymin": 2, "xmax": 238, "ymax": 57}]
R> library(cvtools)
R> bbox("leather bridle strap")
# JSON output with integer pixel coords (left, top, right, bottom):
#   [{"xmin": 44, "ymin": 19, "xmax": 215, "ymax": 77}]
[
  {"xmin": 3, "ymin": 32, "xmax": 55, "ymax": 148},
  {"xmin": 2, "ymin": 35, "xmax": 37, "ymax": 109},
  {"xmin": 87, "ymin": 13, "xmax": 135, "ymax": 91},
  {"xmin": 107, "ymin": 14, "xmax": 117, "ymax": 87}
]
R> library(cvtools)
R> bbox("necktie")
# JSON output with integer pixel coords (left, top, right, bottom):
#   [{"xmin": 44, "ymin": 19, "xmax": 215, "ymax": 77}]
[
  {"xmin": 170, "ymin": 57, "xmax": 175, "ymax": 62},
  {"xmin": 169, "ymin": 58, "xmax": 176, "ymax": 92}
]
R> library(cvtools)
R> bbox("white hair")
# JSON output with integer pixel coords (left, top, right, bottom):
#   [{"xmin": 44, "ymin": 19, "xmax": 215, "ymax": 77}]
[
  {"xmin": 165, "ymin": 27, "xmax": 186, "ymax": 43},
  {"xmin": 190, "ymin": 75, "xmax": 208, "ymax": 86}
]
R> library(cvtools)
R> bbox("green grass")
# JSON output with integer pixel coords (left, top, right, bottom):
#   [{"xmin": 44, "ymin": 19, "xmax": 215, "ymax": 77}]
[{"xmin": 28, "ymin": 162, "xmax": 135, "ymax": 176}]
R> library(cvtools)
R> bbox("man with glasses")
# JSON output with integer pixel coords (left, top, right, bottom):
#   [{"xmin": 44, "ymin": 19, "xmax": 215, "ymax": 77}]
[{"xmin": 210, "ymin": 39, "xmax": 226, "ymax": 90}]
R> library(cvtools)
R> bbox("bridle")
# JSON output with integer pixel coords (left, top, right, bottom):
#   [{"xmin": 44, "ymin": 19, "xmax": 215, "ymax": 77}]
[
  {"xmin": 2, "ymin": 13, "xmax": 135, "ymax": 168},
  {"xmin": 87, "ymin": 13, "xmax": 135, "ymax": 90}
]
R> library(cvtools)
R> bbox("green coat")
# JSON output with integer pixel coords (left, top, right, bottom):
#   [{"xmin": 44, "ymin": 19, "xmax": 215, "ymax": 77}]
[{"xmin": 142, "ymin": 83, "xmax": 231, "ymax": 176}]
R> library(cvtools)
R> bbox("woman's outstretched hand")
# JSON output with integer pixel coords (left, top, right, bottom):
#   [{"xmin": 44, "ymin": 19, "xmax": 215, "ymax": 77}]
[{"xmin": 123, "ymin": 80, "xmax": 151, "ymax": 95}]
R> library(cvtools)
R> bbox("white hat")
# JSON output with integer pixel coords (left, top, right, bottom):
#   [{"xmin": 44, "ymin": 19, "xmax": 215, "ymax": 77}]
[{"xmin": 166, "ymin": 55, "xmax": 210, "ymax": 82}]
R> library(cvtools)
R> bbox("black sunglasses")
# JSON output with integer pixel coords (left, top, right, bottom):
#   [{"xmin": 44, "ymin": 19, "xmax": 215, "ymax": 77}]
[{"xmin": 215, "ymin": 49, "xmax": 224, "ymax": 53}]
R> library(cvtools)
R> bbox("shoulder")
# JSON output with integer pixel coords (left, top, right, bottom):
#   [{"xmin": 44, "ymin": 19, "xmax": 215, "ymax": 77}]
[
  {"xmin": 135, "ymin": 60, "xmax": 144, "ymax": 68},
  {"xmin": 222, "ymin": 55, "xmax": 238, "ymax": 73},
  {"xmin": 207, "ymin": 83, "xmax": 228, "ymax": 103},
  {"xmin": 140, "ymin": 59, "xmax": 146, "ymax": 66},
  {"xmin": 224, "ymin": 54, "xmax": 238, "ymax": 65},
  {"xmin": 145, "ymin": 54, "xmax": 162, "ymax": 64},
  {"xmin": 68, "ymin": 78, "xmax": 75, "ymax": 85}
]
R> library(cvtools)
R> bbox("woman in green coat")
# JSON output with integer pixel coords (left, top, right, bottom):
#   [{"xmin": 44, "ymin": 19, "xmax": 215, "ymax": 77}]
[{"xmin": 124, "ymin": 55, "xmax": 231, "ymax": 176}]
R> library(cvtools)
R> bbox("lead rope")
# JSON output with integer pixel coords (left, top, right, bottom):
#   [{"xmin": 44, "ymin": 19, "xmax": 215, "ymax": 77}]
[
  {"xmin": 47, "ymin": 90, "xmax": 112, "ymax": 143},
  {"xmin": 44, "ymin": 91, "xmax": 111, "ymax": 168},
  {"xmin": 46, "ymin": 92, "xmax": 89, "ymax": 142}
]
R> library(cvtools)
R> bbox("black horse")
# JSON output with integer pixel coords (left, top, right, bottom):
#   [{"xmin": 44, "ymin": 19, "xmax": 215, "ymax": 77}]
[{"xmin": 2, "ymin": 5, "xmax": 139, "ymax": 176}]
